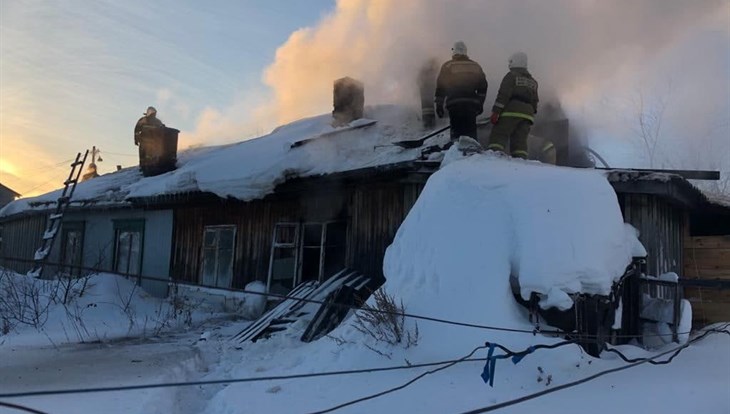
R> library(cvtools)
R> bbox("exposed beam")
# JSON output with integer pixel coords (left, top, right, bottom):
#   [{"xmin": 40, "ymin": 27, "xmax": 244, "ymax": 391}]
[{"xmin": 598, "ymin": 167, "xmax": 720, "ymax": 181}]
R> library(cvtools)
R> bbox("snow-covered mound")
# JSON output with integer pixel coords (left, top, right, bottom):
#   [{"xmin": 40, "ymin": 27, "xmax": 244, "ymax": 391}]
[
  {"xmin": 0, "ymin": 271, "xmax": 218, "ymax": 347},
  {"xmin": 1, "ymin": 105, "xmax": 436, "ymax": 218},
  {"xmin": 385, "ymin": 151, "xmax": 643, "ymax": 316}
]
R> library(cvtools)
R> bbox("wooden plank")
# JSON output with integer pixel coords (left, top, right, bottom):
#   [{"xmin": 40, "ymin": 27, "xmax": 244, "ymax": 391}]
[
  {"xmin": 684, "ymin": 287, "xmax": 730, "ymax": 302},
  {"xmin": 683, "ymin": 266, "xmax": 730, "ymax": 279},
  {"xmin": 690, "ymin": 302, "xmax": 730, "ymax": 328},
  {"xmin": 684, "ymin": 249, "xmax": 730, "ymax": 267},
  {"xmin": 686, "ymin": 236, "xmax": 730, "ymax": 249}
]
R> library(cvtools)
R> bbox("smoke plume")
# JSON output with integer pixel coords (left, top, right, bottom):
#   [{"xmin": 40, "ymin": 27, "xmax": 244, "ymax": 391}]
[{"xmin": 259, "ymin": 0, "xmax": 726, "ymax": 126}]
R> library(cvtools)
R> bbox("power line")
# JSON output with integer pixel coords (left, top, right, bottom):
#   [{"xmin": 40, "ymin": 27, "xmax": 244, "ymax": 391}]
[
  {"xmin": 0, "ymin": 401, "xmax": 49, "ymax": 414},
  {"xmin": 101, "ymin": 151, "xmax": 137, "ymax": 157},
  {"xmin": 0, "ymin": 353, "xmax": 491, "ymax": 399},
  {"xmin": 305, "ymin": 345, "xmax": 489, "ymax": 414},
  {"xmin": 19, "ymin": 171, "xmax": 68, "ymax": 196},
  {"xmin": 0, "ymin": 255, "xmax": 691, "ymax": 341},
  {"xmin": 457, "ymin": 326, "xmax": 730, "ymax": 414},
  {"xmin": 0, "ymin": 327, "xmax": 724, "ymax": 411}
]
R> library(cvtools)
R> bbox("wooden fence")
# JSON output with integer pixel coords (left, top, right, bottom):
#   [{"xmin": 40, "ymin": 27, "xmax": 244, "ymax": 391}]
[{"xmin": 683, "ymin": 235, "xmax": 730, "ymax": 327}]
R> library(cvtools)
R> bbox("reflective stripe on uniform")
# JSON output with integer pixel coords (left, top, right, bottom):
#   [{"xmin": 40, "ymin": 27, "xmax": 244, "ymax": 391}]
[
  {"xmin": 500, "ymin": 112, "xmax": 534, "ymax": 122},
  {"xmin": 541, "ymin": 142, "xmax": 555, "ymax": 152},
  {"xmin": 487, "ymin": 143, "xmax": 505, "ymax": 152},
  {"xmin": 447, "ymin": 60, "xmax": 482, "ymax": 74},
  {"xmin": 511, "ymin": 150, "xmax": 528, "ymax": 159}
]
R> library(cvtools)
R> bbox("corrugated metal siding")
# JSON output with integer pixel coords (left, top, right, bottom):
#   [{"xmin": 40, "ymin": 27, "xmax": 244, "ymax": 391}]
[
  {"xmin": 619, "ymin": 193, "xmax": 684, "ymax": 276},
  {"xmin": 171, "ymin": 182, "xmax": 424, "ymax": 287},
  {"xmin": 0, "ymin": 214, "xmax": 46, "ymax": 273}
]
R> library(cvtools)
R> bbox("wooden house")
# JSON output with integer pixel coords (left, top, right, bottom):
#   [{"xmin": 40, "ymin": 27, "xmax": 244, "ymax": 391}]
[{"xmin": 0, "ymin": 107, "xmax": 727, "ymax": 328}]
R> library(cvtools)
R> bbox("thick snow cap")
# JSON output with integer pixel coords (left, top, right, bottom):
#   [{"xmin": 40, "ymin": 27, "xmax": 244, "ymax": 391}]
[
  {"xmin": 509, "ymin": 51, "xmax": 528, "ymax": 69},
  {"xmin": 452, "ymin": 41, "xmax": 467, "ymax": 56},
  {"xmin": 384, "ymin": 152, "xmax": 642, "ymax": 322}
]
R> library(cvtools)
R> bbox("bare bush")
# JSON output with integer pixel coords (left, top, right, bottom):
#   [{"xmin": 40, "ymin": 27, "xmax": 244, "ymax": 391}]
[
  {"xmin": 149, "ymin": 287, "xmax": 197, "ymax": 335},
  {"xmin": 0, "ymin": 269, "xmax": 56, "ymax": 330},
  {"xmin": 352, "ymin": 289, "xmax": 419, "ymax": 357}
]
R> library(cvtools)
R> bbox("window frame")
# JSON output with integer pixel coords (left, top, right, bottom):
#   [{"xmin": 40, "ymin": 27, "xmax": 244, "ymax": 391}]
[
  {"xmin": 267, "ymin": 221, "xmax": 347, "ymax": 293},
  {"xmin": 199, "ymin": 224, "xmax": 237, "ymax": 288},
  {"xmin": 112, "ymin": 219, "xmax": 145, "ymax": 281},
  {"xmin": 60, "ymin": 221, "xmax": 85, "ymax": 276}
]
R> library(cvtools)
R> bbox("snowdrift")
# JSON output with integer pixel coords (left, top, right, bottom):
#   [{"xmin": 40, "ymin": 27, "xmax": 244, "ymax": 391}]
[
  {"xmin": 385, "ymin": 151, "xmax": 643, "ymax": 318},
  {"xmin": 0, "ymin": 271, "xmax": 216, "ymax": 347}
]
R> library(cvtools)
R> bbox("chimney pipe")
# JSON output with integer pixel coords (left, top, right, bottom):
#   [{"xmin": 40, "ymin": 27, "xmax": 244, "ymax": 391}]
[
  {"xmin": 418, "ymin": 58, "xmax": 439, "ymax": 129},
  {"xmin": 332, "ymin": 77, "xmax": 364, "ymax": 127}
]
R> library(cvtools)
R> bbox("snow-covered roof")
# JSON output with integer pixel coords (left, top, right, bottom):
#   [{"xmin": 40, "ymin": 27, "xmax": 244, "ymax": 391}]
[{"xmin": 0, "ymin": 105, "xmax": 444, "ymax": 219}]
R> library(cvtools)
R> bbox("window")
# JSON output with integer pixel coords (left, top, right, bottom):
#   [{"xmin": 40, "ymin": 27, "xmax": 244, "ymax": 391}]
[
  {"xmin": 267, "ymin": 221, "xmax": 347, "ymax": 294},
  {"xmin": 268, "ymin": 223, "xmax": 299, "ymax": 295},
  {"xmin": 113, "ymin": 220, "xmax": 144, "ymax": 278},
  {"xmin": 60, "ymin": 221, "xmax": 84, "ymax": 276},
  {"xmin": 200, "ymin": 225, "xmax": 236, "ymax": 288}
]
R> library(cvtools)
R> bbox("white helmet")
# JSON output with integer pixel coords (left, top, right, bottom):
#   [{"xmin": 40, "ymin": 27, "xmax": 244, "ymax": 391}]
[
  {"xmin": 452, "ymin": 41, "xmax": 467, "ymax": 57},
  {"xmin": 508, "ymin": 52, "xmax": 528, "ymax": 69}
]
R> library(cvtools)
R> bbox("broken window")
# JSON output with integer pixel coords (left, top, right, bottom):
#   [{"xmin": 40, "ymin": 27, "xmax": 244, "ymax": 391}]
[
  {"xmin": 60, "ymin": 221, "xmax": 84, "ymax": 276},
  {"xmin": 113, "ymin": 220, "xmax": 144, "ymax": 279},
  {"xmin": 268, "ymin": 221, "xmax": 347, "ymax": 294},
  {"xmin": 200, "ymin": 225, "xmax": 236, "ymax": 288}
]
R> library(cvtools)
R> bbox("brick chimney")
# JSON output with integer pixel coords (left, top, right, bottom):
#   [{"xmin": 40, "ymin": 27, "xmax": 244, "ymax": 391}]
[{"xmin": 332, "ymin": 77, "xmax": 364, "ymax": 127}]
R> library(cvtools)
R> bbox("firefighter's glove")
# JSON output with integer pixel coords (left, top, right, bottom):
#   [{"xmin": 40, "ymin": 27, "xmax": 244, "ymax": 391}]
[
  {"xmin": 490, "ymin": 112, "xmax": 500, "ymax": 125},
  {"xmin": 436, "ymin": 104, "xmax": 445, "ymax": 118}
]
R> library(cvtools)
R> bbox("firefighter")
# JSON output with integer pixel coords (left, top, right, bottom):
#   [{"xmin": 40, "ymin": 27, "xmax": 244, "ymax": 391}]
[
  {"xmin": 134, "ymin": 106, "xmax": 164, "ymax": 146},
  {"xmin": 134, "ymin": 106, "xmax": 165, "ymax": 169},
  {"xmin": 435, "ymin": 41, "xmax": 488, "ymax": 142},
  {"xmin": 487, "ymin": 52, "xmax": 539, "ymax": 159}
]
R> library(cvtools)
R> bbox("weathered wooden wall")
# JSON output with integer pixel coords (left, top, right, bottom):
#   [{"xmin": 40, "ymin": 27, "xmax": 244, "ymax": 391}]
[
  {"xmin": 171, "ymin": 181, "xmax": 424, "ymax": 288},
  {"xmin": 0, "ymin": 214, "xmax": 46, "ymax": 273},
  {"xmin": 618, "ymin": 194, "xmax": 685, "ymax": 277},
  {"xmin": 347, "ymin": 182, "xmax": 423, "ymax": 279},
  {"xmin": 683, "ymin": 235, "xmax": 730, "ymax": 327}
]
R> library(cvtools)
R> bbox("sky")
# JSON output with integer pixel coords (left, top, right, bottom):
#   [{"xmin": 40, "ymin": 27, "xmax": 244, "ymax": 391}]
[{"xmin": 1, "ymin": 0, "xmax": 729, "ymax": 197}]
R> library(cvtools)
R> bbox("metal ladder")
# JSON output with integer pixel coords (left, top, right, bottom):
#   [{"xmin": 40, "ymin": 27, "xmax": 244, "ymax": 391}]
[{"xmin": 27, "ymin": 150, "xmax": 89, "ymax": 278}]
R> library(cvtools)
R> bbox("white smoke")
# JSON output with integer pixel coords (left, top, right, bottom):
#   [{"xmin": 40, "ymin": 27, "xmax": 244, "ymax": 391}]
[{"xmin": 257, "ymin": 0, "xmax": 726, "ymax": 125}]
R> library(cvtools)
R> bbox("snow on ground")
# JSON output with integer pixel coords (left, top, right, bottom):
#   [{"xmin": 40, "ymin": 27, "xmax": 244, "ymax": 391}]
[
  {"xmin": 0, "ymin": 270, "xmax": 226, "ymax": 347},
  {"xmin": 0, "ymin": 105, "xmax": 439, "ymax": 218},
  {"xmin": 2, "ymin": 155, "xmax": 728, "ymax": 414},
  {"xmin": 185, "ymin": 154, "xmax": 728, "ymax": 414}
]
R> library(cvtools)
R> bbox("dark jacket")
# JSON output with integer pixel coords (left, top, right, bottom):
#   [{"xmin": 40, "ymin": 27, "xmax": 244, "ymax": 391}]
[
  {"xmin": 134, "ymin": 115, "xmax": 164, "ymax": 145},
  {"xmin": 435, "ymin": 55, "xmax": 488, "ymax": 111},
  {"xmin": 492, "ymin": 68, "xmax": 539, "ymax": 119}
]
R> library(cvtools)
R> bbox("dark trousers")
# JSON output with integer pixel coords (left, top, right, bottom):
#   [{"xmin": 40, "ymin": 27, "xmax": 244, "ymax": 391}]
[
  {"xmin": 488, "ymin": 116, "xmax": 532, "ymax": 158},
  {"xmin": 447, "ymin": 104, "xmax": 478, "ymax": 141}
]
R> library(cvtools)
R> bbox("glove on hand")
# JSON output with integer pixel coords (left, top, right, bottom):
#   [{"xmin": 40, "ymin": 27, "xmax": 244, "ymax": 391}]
[{"xmin": 490, "ymin": 112, "xmax": 500, "ymax": 125}]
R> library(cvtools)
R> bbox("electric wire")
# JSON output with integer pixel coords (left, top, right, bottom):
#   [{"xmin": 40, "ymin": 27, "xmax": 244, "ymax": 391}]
[
  {"xmin": 304, "ymin": 345, "xmax": 490, "ymax": 414},
  {"xmin": 0, "ymin": 354, "xmax": 491, "ymax": 399},
  {"xmin": 0, "ymin": 256, "xmax": 692, "ymax": 340},
  {"xmin": 0, "ymin": 401, "xmax": 49, "ymax": 414},
  {"xmin": 457, "ymin": 325, "xmax": 730, "ymax": 414}
]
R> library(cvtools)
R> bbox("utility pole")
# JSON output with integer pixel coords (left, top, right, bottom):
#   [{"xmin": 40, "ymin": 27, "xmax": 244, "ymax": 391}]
[{"xmin": 82, "ymin": 146, "xmax": 103, "ymax": 181}]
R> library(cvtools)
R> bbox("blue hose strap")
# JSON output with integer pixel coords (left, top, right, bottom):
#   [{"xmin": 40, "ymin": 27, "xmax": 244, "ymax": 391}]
[
  {"xmin": 511, "ymin": 346, "xmax": 535, "ymax": 364},
  {"xmin": 480, "ymin": 344, "xmax": 497, "ymax": 386}
]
